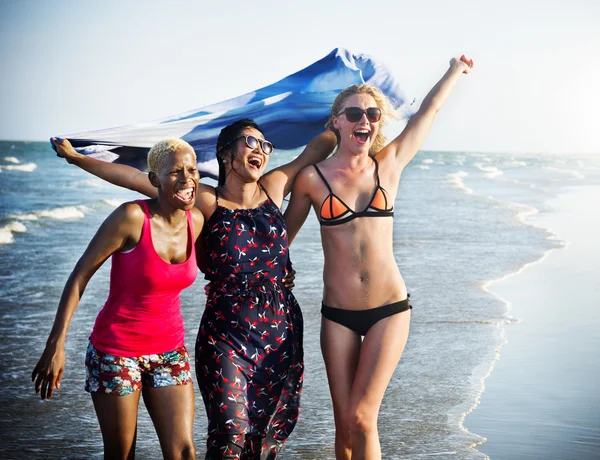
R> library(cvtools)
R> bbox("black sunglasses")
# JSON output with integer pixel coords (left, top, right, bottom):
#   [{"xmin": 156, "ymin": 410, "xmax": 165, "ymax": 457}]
[
  {"xmin": 220, "ymin": 134, "xmax": 274, "ymax": 155},
  {"xmin": 337, "ymin": 107, "xmax": 382, "ymax": 123}
]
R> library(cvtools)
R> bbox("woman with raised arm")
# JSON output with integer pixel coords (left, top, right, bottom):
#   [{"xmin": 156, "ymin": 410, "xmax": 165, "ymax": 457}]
[
  {"xmin": 283, "ymin": 56, "xmax": 474, "ymax": 460},
  {"xmin": 33, "ymin": 138, "xmax": 204, "ymax": 459},
  {"xmin": 54, "ymin": 121, "xmax": 337, "ymax": 459}
]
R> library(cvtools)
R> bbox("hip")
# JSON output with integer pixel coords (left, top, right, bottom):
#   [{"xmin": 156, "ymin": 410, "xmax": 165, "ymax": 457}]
[
  {"xmin": 90, "ymin": 316, "xmax": 185, "ymax": 357},
  {"xmin": 322, "ymin": 270, "xmax": 407, "ymax": 310}
]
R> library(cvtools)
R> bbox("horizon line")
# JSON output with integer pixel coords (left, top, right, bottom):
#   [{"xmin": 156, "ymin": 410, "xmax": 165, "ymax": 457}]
[{"xmin": 0, "ymin": 138, "xmax": 598, "ymax": 157}]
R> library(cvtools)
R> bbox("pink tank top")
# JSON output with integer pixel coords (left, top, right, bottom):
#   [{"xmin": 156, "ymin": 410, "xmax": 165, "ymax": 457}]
[{"xmin": 90, "ymin": 200, "xmax": 197, "ymax": 356}]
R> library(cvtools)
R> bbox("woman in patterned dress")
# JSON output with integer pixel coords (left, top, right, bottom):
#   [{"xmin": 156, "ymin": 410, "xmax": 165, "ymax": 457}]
[{"xmin": 54, "ymin": 120, "xmax": 336, "ymax": 458}]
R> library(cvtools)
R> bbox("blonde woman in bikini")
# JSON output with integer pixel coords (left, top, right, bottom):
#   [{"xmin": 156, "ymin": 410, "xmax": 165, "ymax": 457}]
[{"xmin": 284, "ymin": 55, "xmax": 474, "ymax": 460}]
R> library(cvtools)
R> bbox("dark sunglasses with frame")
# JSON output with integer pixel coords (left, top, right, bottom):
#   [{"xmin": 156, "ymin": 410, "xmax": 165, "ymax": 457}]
[
  {"xmin": 219, "ymin": 134, "xmax": 274, "ymax": 155},
  {"xmin": 337, "ymin": 107, "xmax": 382, "ymax": 123}
]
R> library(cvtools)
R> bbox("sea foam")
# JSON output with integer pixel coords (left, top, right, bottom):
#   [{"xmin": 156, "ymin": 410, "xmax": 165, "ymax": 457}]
[
  {"xmin": 474, "ymin": 163, "xmax": 504, "ymax": 179},
  {"xmin": 447, "ymin": 171, "xmax": 473, "ymax": 194},
  {"xmin": 3, "ymin": 163, "xmax": 37, "ymax": 172},
  {"xmin": 0, "ymin": 222, "xmax": 27, "ymax": 245},
  {"xmin": 9, "ymin": 205, "xmax": 89, "ymax": 221}
]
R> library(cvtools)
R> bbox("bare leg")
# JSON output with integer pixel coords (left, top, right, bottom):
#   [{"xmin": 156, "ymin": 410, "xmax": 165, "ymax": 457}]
[
  {"xmin": 143, "ymin": 383, "xmax": 196, "ymax": 460},
  {"xmin": 92, "ymin": 391, "xmax": 141, "ymax": 460},
  {"xmin": 321, "ymin": 316, "xmax": 362, "ymax": 460},
  {"xmin": 348, "ymin": 310, "xmax": 411, "ymax": 460}
]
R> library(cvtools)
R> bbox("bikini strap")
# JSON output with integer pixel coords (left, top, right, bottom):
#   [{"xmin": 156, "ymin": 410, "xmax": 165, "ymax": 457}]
[
  {"xmin": 313, "ymin": 164, "xmax": 333, "ymax": 193},
  {"xmin": 258, "ymin": 182, "xmax": 274, "ymax": 203},
  {"xmin": 372, "ymin": 156, "xmax": 381, "ymax": 187}
]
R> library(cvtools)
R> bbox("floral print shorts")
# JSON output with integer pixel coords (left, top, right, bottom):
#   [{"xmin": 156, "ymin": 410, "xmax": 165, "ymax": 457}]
[{"xmin": 84, "ymin": 340, "xmax": 193, "ymax": 396}]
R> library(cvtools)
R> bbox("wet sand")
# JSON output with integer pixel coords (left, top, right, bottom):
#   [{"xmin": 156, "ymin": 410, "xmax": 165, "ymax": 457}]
[{"xmin": 467, "ymin": 185, "xmax": 600, "ymax": 459}]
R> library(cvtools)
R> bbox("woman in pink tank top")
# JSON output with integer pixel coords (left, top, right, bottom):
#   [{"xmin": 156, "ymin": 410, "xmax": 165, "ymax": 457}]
[{"xmin": 32, "ymin": 138, "xmax": 204, "ymax": 459}]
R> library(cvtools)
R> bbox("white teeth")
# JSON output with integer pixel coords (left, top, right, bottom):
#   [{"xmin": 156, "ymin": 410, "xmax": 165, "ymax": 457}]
[
  {"xmin": 353, "ymin": 130, "xmax": 371, "ymax": 144},
  {"xmin": 176, "ymin": 187, "xmax": 194, "ymax": 201},
  {"xmin": 248, "ymin": 157, "xmax": 262, "ymax": 168}
]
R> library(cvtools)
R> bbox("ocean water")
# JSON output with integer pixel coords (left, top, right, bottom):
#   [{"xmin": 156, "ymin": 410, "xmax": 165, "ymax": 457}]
[{"xmin": 1, "ymin": 141, "xmax": 599, "ymax": 459}]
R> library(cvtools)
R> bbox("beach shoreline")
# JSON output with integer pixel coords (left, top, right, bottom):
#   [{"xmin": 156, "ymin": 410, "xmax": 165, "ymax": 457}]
[
  {"xmin": 3, "ymin": 144, "xmax": 598, "ymax": 459},
  {"xmin": 465, "ymin": 184, "xmax": 600, "ymax": 459}
]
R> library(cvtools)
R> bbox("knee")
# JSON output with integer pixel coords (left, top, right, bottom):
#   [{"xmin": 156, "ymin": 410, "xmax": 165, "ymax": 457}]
[
  {"xmin": 334, "ymin": 416, "xmax": 353, "ymax": 447},
  {"xmin": 347, "ymin": 405, "xmax": 378, "ymax": 437},
  {"xmin": 165, "ymin": 441, "xmax": 196, "ymax": 460},
  {"xmin": 180, "ymin": 442, "xmax": 196, "ymax": 460},
  {"xmin": 103, "ymin": 447, "xmax": 134, "ymax": 460}
]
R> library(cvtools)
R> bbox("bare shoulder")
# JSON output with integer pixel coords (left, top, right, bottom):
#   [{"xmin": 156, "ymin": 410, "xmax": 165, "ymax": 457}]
[
  {"xmin": 190, "ymin": 206, "xmax": 204, "ymax": 221},
  {"xmin": 313, "ymin": 155, "xmax": 340, "ymax": 173},
  {"xmin": 195, "ymin": 183, "xmax": 217, "ymax": 216},
  {"xmin": 116, "ymin": 201, "xmax": 146, "ymax": 224},
  {"xmin": 96, "ymin": 201, "xmax": 146, "ymax": 244},
  {"xmin": 259, "ymin": 168, "xmax": 286, "ymax": 193},
  {"xmin": 373, "ymin": 146, "xmax": 403, "ymax": 183},
  {"xmin": 197, "ymin": 183, "xmax": 216, "ymax": 198},
  {"xmin": 190, "ymin": 207, "xmax": 205, "ymax": 238},
  {"xmin": 291, "ymin": 164, "xmax": 325, "ymax": 200},
  {"xmin": 372, "ymin": 143, "xmax": 396, "ymax": 168},
  {"xmin": 296, "ymin": 163, "xmax": 320, "ymax": 186}
]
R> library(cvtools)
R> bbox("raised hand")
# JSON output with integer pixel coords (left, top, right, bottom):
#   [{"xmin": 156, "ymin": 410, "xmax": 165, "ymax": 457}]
[
  {"xmin": 450, "ymin": 55, "xmax": 474, "ymax": 74},
  {"xmin": 51, "ymin": 137, "xmax": 84, "ymax": 164}
]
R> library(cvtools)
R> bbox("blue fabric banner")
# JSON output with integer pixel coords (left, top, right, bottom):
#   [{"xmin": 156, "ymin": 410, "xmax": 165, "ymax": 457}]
[{"xmin": 57, "ymin": 48, "xmax": 415, "ymax": 178}]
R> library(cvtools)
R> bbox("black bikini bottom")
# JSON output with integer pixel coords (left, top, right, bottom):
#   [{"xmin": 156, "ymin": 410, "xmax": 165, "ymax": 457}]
[{"xmin": 321, "ymin": 295, "xmax": 411, "ymax": 337}]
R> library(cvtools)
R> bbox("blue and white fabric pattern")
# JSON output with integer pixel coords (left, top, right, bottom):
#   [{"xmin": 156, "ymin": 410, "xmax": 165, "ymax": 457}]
[{"xmin": 54, "ymin": 48, "xmax": 415, "ymax": 178}]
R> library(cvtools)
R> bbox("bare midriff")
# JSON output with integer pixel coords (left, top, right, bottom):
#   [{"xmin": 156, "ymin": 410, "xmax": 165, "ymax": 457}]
[{"xmin": 320, "ymin": 216, "xmax": 406, "ymax": 310}]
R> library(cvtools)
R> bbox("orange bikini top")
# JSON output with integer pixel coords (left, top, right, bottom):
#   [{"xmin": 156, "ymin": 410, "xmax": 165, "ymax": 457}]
[{"xmin": 313, "ymin": 158, "xmax": 394, "ymax": 227}]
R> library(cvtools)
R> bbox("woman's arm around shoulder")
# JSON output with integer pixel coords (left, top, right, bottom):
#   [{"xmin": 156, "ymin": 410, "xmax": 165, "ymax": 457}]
[
  {"xmin": 260, "ymin": 130, "xmax": 337, "ymax": 206},
  {"xmin": 283, "ymin": 165, "xmax": 320, "ymax": 245},
  {"xmin": 52, "ymin": 138, "xmax": 158, "ymax": 198},
  {"xmin": 31, "ymin": 202, "xmax": 145, "ymax": 400},
  {"xmin": 194, "ymin": 183, "xmax": 218, "ymax": 219},
  {"xmin": 377, "ymin": 55, "xmax": 474, "ymax": 175},
  {"xmin": 192, "ymin": 185, "xmax": 214, "ymax": 274}
]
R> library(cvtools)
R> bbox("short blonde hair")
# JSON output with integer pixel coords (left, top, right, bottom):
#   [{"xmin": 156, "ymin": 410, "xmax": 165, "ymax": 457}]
[
  {"xmin": 325, "ymin": 84, "xmax": 397, "ymax": 154},
  {"xmin": 147, "ymin": 138, "xmax": 194, "ymax": 174}
]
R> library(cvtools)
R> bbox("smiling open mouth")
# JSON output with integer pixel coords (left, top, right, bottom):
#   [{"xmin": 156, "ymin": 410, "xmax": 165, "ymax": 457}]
[
  {"xmin": 353, "ymin": 129, "xmax": 370, "ymax": 143},
  {"xmin": 248, "ymin": 156, "xmax": 263, "ymax": 170},
  {"xmin": 175, "ymin": 187, "xmax": 195, "ymax": 203}
]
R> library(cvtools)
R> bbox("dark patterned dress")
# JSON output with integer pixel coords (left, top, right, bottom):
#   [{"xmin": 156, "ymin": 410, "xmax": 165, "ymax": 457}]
[{"xmin": 196, "ymin": 187, "xmax": 304, "ymax": 460}]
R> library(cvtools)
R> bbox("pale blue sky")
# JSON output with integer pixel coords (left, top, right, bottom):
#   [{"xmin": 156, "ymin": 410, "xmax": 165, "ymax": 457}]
[{"xmin": 1, "ymin": 0, "xmax": 598, "ymax": 154}]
